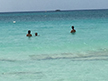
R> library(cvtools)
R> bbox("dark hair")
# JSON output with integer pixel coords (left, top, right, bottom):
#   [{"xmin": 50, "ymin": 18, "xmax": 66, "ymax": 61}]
[
  {"xmin": 35, "ymin": 33, "xmax": 38, "ymax": 36},
  {"xmin": 28, "ymin": 30, "xmax": 31, "ymax": 34},
  {"xmin": 72, "ymin": 26, "xmax": 74, "ymax": 29}
]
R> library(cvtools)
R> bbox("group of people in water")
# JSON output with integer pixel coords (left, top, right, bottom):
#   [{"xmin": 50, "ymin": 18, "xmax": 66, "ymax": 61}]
[
  {"xmin": 26, "ymin": 26, "xmax": 76, "ymax": 37},
  {"xmin": 26, "ymin": 30, "xmax": 38, "ymax": 37}
]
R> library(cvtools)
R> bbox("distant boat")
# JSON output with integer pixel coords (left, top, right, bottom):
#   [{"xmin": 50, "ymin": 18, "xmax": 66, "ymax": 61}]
[{"xmin": 55, "ymin": 10, "xmax": 61, "ymax": 12}]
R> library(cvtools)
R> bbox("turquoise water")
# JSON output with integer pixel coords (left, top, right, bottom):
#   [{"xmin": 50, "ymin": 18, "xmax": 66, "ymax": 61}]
[{"xmin": 0, "ymin": 10, "xmax": 108, "ymax": 81}]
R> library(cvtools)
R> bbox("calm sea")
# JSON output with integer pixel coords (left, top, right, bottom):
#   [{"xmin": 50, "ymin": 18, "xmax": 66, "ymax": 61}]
[{"xmin": 0, "ymin": 9, "xmax": 108, "ymax": 81}]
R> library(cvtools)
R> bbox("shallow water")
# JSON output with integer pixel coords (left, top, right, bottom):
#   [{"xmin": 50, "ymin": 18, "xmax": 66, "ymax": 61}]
[{"xmin": 0, "ymin": 9, "xmax": 108, "ymax": 81}]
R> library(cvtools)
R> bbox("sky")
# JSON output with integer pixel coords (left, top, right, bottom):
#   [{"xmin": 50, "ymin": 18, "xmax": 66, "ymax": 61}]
[{"xmin": 0, "ymin": 0, "xmax": 108, "ymax": 12}]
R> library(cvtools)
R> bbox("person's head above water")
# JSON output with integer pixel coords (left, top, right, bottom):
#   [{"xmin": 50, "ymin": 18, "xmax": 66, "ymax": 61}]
[
  {"xmin": 28, "ymin": 30, "xmax": 31, "ymax": 34},
  {"xmin": 35, "ymin": 32, "xmax": 39, "ymax": 36},
  {"xmin": 35, "ymin": 33, "xmax": 38, "ymax": 36},
  {"xmin": 72, "ymin": 26, "xmax": 74, "ymax": 29}
]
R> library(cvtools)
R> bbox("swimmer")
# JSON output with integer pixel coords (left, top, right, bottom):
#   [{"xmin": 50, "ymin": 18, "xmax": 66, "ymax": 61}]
[
  {"xmin": 70, "ymin": 26, "xmax": 76, "ymax": 33},
  {"xmin": 35, "ymin": 33, "xmax": 39, "ymax": 36},
  {"xmin": 26, "ymin": 30, "xmax": 32, "ymax": 37}
]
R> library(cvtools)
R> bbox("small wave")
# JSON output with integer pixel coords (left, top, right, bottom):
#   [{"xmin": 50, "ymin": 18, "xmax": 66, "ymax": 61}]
[
  {"xmin": 1, "ymin": 71, "xmax": 42, "ymax": 75},
  {"xmin": 29, "ymin": 50, "xmax": 108, "ymax": 61},
  {"xmin": 0, "ymin": 59, "xmax": 16, "ymax": 62},
  {"xmin": 1, "ymin": 71, "xmax": 45, "ymax": 79}
]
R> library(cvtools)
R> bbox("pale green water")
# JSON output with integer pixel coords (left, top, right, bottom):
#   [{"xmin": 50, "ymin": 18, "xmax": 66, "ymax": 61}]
[{"xmin": 0, "ymin": 10, "xmax": 108, "ymax": 81}]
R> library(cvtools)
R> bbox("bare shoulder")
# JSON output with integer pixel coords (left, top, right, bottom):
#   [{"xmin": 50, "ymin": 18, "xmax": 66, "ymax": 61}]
[
  {"xmin": 26, "ymin": 34, "xmax": 32, "ymax": 37},
  {"xmin": 71, "ymin": 30, "xmax": 76, "ymax": 33}
]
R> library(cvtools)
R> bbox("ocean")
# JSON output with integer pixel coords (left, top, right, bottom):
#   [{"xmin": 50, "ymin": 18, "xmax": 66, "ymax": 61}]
[{"xmin": 0, "ymin": 9, "xmax": 108, "ymax": 81}]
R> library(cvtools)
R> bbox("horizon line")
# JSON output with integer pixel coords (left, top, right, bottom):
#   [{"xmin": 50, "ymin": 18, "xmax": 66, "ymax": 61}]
[{"xmin": 0, "ymin": 8, "xmax": 108, "ymax": 14}]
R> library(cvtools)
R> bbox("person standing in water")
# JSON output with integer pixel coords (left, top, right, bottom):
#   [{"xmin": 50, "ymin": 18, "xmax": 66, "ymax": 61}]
[
  {"xmin": 70, "ymin": 26, "xmax": 76, "ymax": 33},
  {"xmin": 26, "ymin": 30, "xmax": 32, "ymax": 37}
]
